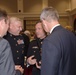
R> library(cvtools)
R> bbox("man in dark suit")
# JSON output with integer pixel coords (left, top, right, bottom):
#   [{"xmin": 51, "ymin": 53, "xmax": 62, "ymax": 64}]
[
  {"xmin": 40, "ymin": 7, "xmax": 76, "ymax": 75},
  {"xmin": 0, "ymin": 9, "xmax": 22, "ymax": 75}
]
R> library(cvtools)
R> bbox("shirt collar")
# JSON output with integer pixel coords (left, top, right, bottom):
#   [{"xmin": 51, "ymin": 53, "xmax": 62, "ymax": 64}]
[{"xmin": 50, "ymin": 24, "xmax": 60, "ymax": 34}]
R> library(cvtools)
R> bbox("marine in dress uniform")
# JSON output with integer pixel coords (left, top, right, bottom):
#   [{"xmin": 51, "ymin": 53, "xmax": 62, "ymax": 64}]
[
  {"xmin": 27, "ymin": 38, "xmax": 44, "ymax": 75},
  {"xmin": 4, "ymin": 32, "xmax": 28, "ymax": 68}
]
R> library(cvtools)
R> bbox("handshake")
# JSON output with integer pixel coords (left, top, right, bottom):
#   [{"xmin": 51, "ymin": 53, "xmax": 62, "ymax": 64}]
[
  {"xmin": 15, "ymin": 65, "xmax": 24, "ymax": 74},
  {"xmin": 27, "ymin": 55, "xmax": 41, "ymax": 69}
]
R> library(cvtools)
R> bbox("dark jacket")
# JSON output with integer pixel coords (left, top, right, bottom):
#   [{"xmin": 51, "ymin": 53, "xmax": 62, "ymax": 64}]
[
  {"xmin": 4, "ymin": 32, "xmax": 29, "ymax": 68},
  {"xmin": 41, "ymin": 26, "xmax": 76, "ymax": 75},
  {"xmin": 27, "ymin": 38, "xmax": 44, "ymax": 75}
]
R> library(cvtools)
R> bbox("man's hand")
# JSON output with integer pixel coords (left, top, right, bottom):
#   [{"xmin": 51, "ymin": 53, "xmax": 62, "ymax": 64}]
[
  {"xmin": 36, "ymin": 61, "xmax": 41, "ymax": 69},
  {"xmin": 27, "ymin": 55, "xmax": 36, "ymax": 65},
  {"xmin": 15, "ymin": 65, "xmax": 24, "ymax": 74}
]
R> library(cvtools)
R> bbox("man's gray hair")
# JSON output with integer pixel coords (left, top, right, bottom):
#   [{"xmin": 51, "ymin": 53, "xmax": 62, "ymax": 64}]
[{"xmin": 40, "ymin": 7, "xmax": 59, "ymax": 22}]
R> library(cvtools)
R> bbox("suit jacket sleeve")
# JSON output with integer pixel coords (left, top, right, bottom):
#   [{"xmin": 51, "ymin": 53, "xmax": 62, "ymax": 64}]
[
  {"xmin": 0, "ymin": 38, "xmax": 16, "ymax": 75},
  {"xmin": 41, "ymin": 39, "xmax": 62, "ymax": 75},
  {"xmin": 16, "ymin": 70, "xmax": 22, "ymax": 75}
]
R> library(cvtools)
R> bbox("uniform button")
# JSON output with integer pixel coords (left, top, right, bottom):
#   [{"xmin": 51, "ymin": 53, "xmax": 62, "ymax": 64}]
[
  {"xmin": 22, "ymin": 50, "xmax": 24, "ymax": 54},
  {"xmin": 40, "ymin": 49, "xmax": 42, "ymax": 53},
  {"xmin": 10, "ymin": 34, "xmax": 12, "ymax": 37},
  {"xmin": 16, "ymin": 44, "xmax": 17, "ymax": 46},
  {"xmin": 14, "ymin": 38, "xmax": 16, "ymax": 40},
  {"xmin": 41, "ymin": 42, "xmax": 42, "ymax": 44},
  {"xmin": 17, "ymin": 50, "xmax": 19, "ymax": 53},
  {"xmin": 34, "ymin": 51, "xmax": 36, "ymax": 53},
  {"xmin": 22, "ymin": 46, "xmax": 24, "ymax": 48},
  {"xmin": 17, "ymin": 57, "xmax": 19, "ymax": 59}
]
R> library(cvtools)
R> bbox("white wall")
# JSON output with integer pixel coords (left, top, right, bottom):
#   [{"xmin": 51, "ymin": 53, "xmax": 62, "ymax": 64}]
[
  {"xmin": 23, "ymin": 0, "xmax": 42, "ymax": 13},
  {"xmin": 48, "ymin": 0, "xmax": 69, "ymax": 13},
  {"xmin": 71, "ymin": 0, "xmax": 76, "ymax": 10},
  {"xmin": 0, "ymin": 0, "xmax": 71, "ymax": 27}
]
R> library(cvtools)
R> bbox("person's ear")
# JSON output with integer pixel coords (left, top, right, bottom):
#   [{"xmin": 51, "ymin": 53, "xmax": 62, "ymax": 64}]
[
  {"xmin": 42, "ymin": 20, "xmax": 47, "ymax": 26},
  {"xmin": 0, "ymin": 21, "xmax": 1, "ymax": 26},
  {"xmin": 9, "ymin": 23, "xmax": 13, "ymax": 29},
  {"xmin": 0, "ymin": 19, "xmax": 5, "ymax": 29}
]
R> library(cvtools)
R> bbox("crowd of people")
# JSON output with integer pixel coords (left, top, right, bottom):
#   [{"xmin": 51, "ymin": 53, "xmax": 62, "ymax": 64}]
[{"xmin": 0, "ymin": 6, "xmax": 76, "ymax": 75}]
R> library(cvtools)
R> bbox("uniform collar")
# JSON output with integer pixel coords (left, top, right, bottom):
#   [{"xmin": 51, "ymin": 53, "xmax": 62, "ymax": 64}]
[{"xmin": 8, "ymin": 32, "xmax": 21, "ymax": 37}]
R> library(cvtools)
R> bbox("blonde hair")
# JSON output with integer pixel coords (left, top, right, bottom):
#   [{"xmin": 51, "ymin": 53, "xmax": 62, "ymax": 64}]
[{"xmin": 9, "ymin": 17, "xmax": 21, "ymax": 24}]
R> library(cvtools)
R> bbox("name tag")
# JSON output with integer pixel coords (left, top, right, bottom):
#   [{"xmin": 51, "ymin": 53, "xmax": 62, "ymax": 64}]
[{"xmin": 32, "ymin": 46, "xmax": 38, "ymax": 49}]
